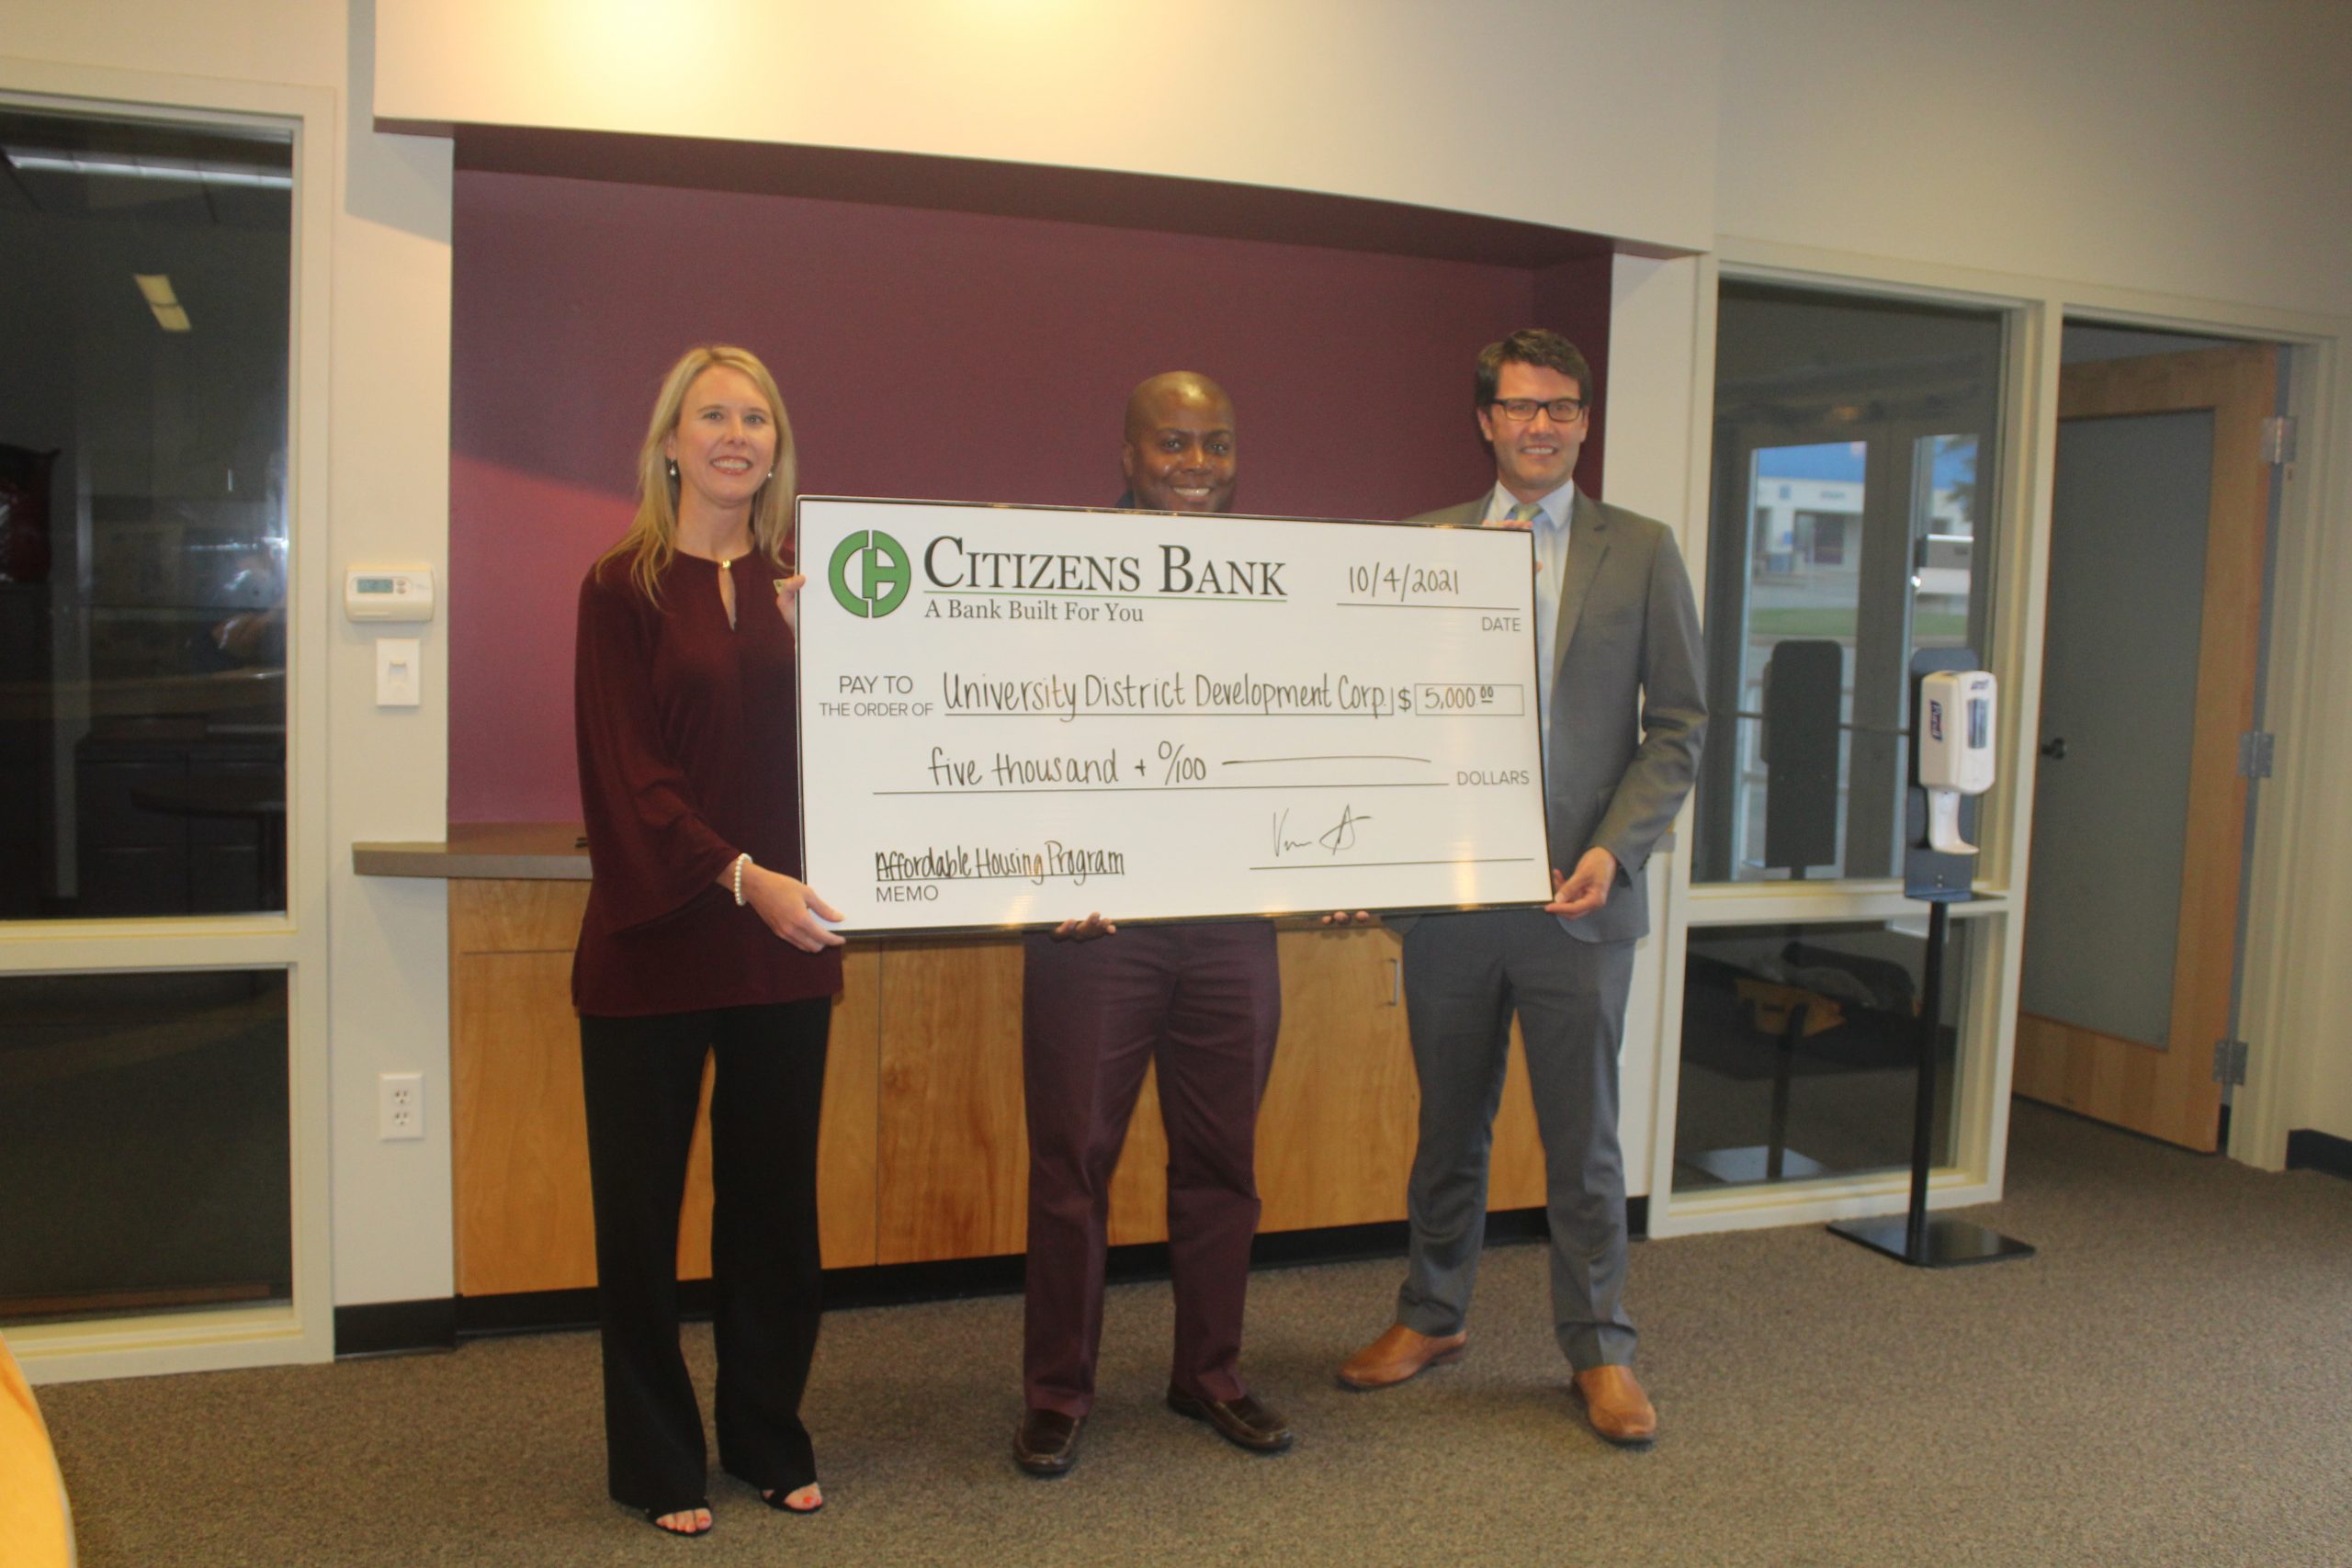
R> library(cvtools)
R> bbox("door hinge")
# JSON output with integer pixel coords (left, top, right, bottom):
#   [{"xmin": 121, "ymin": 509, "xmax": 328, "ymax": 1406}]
[
  {"xmin": 2211, "ymin": 1038, "xmax": 2251, "ymax": 1087},
  {"xmin": 2238, "ymin": 730, "xmax": 2276, "ymax": 779},
  {"xmin": 2261, "ymin": 414, "xmax": 2298, "ymax": 467}
]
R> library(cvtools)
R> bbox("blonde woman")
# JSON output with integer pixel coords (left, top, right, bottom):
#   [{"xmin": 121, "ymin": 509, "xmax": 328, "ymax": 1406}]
[{"xmin": 572, "ymin": 344, "xmax": 844, "ymax": 1536}]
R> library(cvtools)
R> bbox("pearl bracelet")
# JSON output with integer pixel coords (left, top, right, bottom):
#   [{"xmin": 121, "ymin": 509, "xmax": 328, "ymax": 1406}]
[{"xmin": 732, "ymin": 853, "xmax": 752, "ymax": 906}]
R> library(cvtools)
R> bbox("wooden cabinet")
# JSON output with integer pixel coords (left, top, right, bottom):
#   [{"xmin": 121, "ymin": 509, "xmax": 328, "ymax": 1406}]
[
  {"xmin": 449, "ymin": 881, "xmax": 1546, "ymax": 1298},
  {"xmin": 1255, "ymin": 925, "xmax": 1545, "ymax": 1230},
  {"xmin": 448, "ymin": 880, "xmax": 879, "ymax": 1294},
  {"xmin": 873, "ymin": 939, "xmax": 1028, "ymax": 1264}
]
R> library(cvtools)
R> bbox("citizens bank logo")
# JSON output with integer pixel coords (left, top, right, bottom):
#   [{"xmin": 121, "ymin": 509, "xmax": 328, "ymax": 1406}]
[{"xmin": 828, "ymin": 529, "xmax": 911, "ymax": 618}]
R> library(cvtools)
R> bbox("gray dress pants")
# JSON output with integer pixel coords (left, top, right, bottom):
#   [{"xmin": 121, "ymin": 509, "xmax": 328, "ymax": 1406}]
[{"xmin": 1396, "ymin": 908, "xmax": 1637, "ymax": 1370}]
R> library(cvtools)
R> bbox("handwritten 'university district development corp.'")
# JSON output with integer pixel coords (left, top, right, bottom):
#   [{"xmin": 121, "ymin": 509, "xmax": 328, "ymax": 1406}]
[{"xmin": 795, "ymin": 497, "xmax": 1554, "ymax": 934}]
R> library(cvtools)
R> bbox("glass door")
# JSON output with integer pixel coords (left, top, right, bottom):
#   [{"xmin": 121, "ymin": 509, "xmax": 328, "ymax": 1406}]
[
  {"xmin": 0, "ymin": 98, "xmax": 307, "ymax": 1348},
  {"xmin": 1674, "ymin": 279, "xmax": 2009, "ymax": 1200}
]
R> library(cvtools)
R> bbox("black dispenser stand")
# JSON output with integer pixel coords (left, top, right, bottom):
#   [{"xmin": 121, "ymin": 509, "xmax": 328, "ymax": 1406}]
[{"xmin": 1827, "ymin": 649, "xmax": 2034, "ymax": 1269}]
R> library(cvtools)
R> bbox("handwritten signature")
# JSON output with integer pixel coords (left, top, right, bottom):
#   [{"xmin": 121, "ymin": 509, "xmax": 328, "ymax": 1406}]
[{"xmin": 1272, "ymin": 804, "xmax": 1371, "ymax": 857}]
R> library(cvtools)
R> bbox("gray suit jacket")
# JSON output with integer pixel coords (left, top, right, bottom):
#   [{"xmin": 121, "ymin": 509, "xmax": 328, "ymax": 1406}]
[{"xmin": 1411, "ymin": 490, "xmax": 1706, "ymax": 943}]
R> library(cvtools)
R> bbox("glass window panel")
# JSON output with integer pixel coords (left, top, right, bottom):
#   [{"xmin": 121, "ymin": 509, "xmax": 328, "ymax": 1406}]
[
  {"xmin": 1696, "ymin": 283, "xmax": 2005, "ymax": 884},
  {"xmin": 1672, "ymin": 917, "xmax": 1974, "ymax": 1193},
  {"xmin": 0, "ymin": 970, "xmax": 291, "ymax": 1325},
  {"xmin": 0, "ymin": 107, "xmax": 293, "ymax": 918}
]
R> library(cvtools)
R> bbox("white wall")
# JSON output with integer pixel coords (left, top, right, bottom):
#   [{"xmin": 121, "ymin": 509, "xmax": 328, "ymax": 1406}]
[
  {"xmin": 322, "ymin": 5, "xmax": 457, "ymax": 1307},
  {"xmin": 2266, "ymin": 344, "xmax": 2352, "ymax": 1148},
  {"xmin": 1716, "ymin": 0, "xmax": 2352, "ymax": 318},
  {"xmin": 373, "ymin": 0, "xmax": 1722, "ymax": 254},
  {"xmin": 1602, "ymin": 252, "xmax": 1712, "ymax": 1186}
]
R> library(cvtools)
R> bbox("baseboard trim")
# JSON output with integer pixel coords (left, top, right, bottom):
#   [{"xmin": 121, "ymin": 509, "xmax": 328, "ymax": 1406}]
[
  {"xmin": 2285, "ymin": 1128, "xmax": 2352, "ymax": 1181},
  {"xmin": 333, "ymin": 1297, "xmax": 457, "ymax": 1358},
  {"xmin": 335, "ymin": 1202, "xmax": 1644, "ymax": 1356}
]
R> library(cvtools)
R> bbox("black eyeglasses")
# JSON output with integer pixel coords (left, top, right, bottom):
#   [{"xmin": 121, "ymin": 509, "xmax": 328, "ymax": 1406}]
[{"xmin": 1489, "ymin": 397, "xmax": 1587, "ymax": 423}]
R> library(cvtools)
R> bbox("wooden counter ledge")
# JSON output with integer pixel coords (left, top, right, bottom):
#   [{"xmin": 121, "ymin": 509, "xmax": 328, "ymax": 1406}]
[{"xmin": 353, "ymin": 821, "xmax": 589, "ymax": 880}]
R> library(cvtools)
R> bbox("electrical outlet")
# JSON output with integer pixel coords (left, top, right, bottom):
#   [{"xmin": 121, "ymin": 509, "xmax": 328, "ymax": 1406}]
[{"xmin": 379, "ymin": 1072, "xmax": 424, "ymax": 1141}]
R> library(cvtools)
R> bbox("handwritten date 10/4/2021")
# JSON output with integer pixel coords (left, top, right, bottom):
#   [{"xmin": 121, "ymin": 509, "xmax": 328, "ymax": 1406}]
[{"xmin": 1348, "ymin": 561, "xmax": 1461, "ymax": 603}]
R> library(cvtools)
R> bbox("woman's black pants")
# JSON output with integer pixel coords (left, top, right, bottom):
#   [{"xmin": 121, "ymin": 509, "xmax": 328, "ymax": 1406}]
[{"xmin": 578, "ymin": 998, "xmax": 831, "ymax": 1512}]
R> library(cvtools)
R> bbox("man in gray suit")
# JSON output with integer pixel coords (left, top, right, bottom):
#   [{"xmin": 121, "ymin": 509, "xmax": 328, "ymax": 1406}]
[{"xmin": 1337, "ymin": 329, "xmax": 1704, "ymax": 1445}]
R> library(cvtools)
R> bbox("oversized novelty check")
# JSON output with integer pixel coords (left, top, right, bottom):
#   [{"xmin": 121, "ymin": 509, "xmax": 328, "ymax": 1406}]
[{"xmin": 796, "ymin": 496, "xmax": 1553, "ymax": 933}]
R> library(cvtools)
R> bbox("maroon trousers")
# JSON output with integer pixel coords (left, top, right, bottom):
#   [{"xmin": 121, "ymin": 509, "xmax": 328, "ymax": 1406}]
[{"xmin": 1020, "ymin": 921, "xmax": 1281, "ymax": 1416}]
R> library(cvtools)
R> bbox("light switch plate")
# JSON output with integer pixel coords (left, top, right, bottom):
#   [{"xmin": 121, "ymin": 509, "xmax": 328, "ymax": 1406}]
[{"xmin": 377, "ymin": 637, "xmax": 422, "ymax": 706}]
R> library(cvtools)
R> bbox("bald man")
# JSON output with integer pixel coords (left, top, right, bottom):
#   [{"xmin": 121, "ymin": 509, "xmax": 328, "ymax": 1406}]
[{"xmin": 1012, "ymin": 374, "xmax": 1291, "ymax": 1477}]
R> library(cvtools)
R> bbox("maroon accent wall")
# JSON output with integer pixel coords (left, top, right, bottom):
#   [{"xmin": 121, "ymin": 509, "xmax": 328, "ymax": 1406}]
[
  {"xmin": 1535, "ymin": 256, "xmax": 1617, "ymax": 485},
  {"xmin": 448, "ymin": 171, "xmax": 1612, "ymax": 822}
]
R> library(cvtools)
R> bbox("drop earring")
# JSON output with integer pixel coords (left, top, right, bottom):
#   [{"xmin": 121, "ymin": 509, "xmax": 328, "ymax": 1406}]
[{"xmin": 666, "ymin": 458, "xmax": 678, "ymax": 481}]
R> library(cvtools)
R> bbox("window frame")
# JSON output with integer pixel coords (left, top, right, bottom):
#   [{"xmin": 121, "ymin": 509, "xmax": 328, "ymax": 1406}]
[
  {"xmin": 1649, "ymin": 252, "xmax": 2046, "ymax": 1238},
  {"xmin": 1655, "ymin": 236, "xmax": 2341, "ymax": 1231},
  {"xmin": 0, "ymin": 60, "xmax": 336, "ymax": 1380}
]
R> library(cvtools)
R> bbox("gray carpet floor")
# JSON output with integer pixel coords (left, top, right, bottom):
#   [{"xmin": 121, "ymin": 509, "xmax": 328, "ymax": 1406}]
[{"xmin": 38, "ymin": 1100, "xmax": 2352, "ymax": 1567}]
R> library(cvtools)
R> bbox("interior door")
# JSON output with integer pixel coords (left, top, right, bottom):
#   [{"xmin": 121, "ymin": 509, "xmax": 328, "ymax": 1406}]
[{"xmin": 2014, "ymin": 344, "xmax": 2278, "ymax": 1151}]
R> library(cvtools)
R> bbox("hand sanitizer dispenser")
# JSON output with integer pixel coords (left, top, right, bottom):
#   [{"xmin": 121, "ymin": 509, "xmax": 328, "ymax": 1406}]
[{"xmin": 1917, "ymin": 671, "xmax": 1996, "ymax": 855}]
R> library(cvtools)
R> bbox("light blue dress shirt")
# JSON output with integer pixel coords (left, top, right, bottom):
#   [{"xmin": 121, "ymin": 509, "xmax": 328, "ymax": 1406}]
[{"xmin": 1486, "ymin": 480, "xmax": 1576, "ymax": 762}]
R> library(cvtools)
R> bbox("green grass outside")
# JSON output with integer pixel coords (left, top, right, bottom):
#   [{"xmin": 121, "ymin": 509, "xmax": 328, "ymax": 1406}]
[{"xmin": 1749, "ymin": 608, "xmax": 1969, "ymax": 638}]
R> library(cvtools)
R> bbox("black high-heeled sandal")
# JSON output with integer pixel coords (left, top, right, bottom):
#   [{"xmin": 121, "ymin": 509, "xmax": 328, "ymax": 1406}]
[
  {"xmin": 642, "ymin": 1501, "xmax": 714, "ymax": 1537},
  {"xmin": 760, "ymin": 1484, "xmax": 824, "ymax": 1517}
]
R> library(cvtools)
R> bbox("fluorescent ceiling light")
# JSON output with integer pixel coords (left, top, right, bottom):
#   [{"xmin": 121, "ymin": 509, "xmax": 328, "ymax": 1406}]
[
  {"xmin": 133, "ymin": 275, "xmax": 192, "ymax": 333},
  {"xmin": 6, "ymin": 148, "xmax": 291, "ymax": 189}
]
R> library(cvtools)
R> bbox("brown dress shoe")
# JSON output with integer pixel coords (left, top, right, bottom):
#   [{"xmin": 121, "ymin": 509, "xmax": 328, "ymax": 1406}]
[
  {"xmin": 1013, "ymin": 1408, "xmax": 1083, "ymax": 1476},
  {"xmin": 1166, "ymin": 1387, "xmax": 1294, "ymax": 1453},
  {"xmin": 1573, "ymin": 1365, "xmax": 1657, "ymax": 1446},
  {"xmin": 1337, "ymin": 1323, "xmax": 1468, "ymax": 1390}
]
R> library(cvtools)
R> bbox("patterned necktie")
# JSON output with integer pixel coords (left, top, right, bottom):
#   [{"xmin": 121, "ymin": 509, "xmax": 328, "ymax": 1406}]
[{"xmin": 1510, "ymin": 500, "xmax": 1558, "ymax": 770}]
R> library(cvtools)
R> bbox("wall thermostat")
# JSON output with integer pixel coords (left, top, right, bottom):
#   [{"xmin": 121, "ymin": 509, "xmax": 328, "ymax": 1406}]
[{"xmin": 345, "ymin": 565, "xmax": 435, "ymax": 623}]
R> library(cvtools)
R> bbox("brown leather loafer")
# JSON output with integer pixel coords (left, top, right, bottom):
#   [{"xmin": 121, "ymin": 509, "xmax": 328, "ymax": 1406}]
[
  {"xmin": 1337, "ymin": 1323, "xmax": 1468, "ymax": 1390},
  {"xmin": 1166, "ymin": 1387, "xmax": 1294, "ymax": 1453},
  {"xmin": 1013, "ymin": 1407, "xmax": 1083, "ymax": 1476},
  {"xmin": 1573, "ymin": 1365, "xmax": 1657, "ymax": 1447}
]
